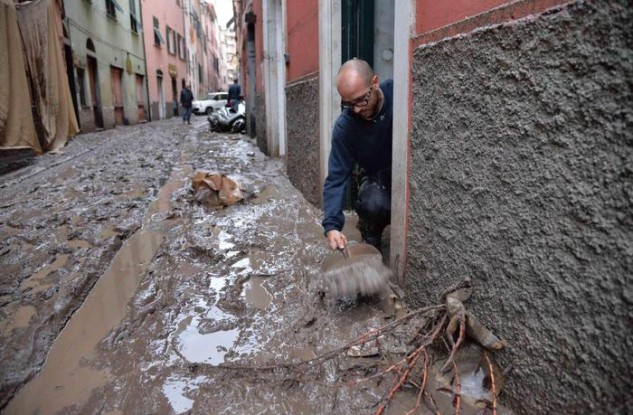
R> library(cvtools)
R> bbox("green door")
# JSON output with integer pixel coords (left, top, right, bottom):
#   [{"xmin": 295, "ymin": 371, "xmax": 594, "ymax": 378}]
[{"xmin": 341, "ymin": 0, "xmax": 374, "ymax": 209}]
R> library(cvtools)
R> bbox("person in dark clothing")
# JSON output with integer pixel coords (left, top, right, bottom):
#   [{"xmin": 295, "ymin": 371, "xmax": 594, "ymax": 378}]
[
  {"xmin": 180, "ymin": 83, "xmax": 194, "ymax": 124},
  {"xmin": 228, "ymin": 78, "xmax": 241, "ymax": 112},
  {"xmin": 322, "ymin": 59, "xmax": 393, "ymax": 251}
]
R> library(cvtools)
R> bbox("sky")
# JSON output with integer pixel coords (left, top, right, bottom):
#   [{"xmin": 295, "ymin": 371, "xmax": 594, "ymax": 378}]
[{"xmin": 210, "ymin": 0, "xmax": 234, "ymax": 27}]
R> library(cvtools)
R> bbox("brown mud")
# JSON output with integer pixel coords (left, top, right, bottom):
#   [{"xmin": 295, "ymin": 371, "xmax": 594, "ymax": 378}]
[{"xmin": 1, "ymin": 117, "xmax": 511, "ymax": 414}]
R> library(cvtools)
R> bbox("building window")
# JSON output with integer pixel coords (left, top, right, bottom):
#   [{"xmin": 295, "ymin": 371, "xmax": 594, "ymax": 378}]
[
  {"xmin": 198, "ymin": 64, "xmax": 203, "ymax": 83},
  {"xmin": 77, "ymin": 68, "xmax": 87, "ymax": 106},
  {"xmin": 129, "ymin": 0, "xmax": 141, "ymax": 33},
  {"xmin": 105, "ymin": 0, "xmax": 123, "ymax": 19},
  {"xmin": 177, "ymin": 34, "xmax": 185, "ymax": 60},
  {"xmin": 153, "ymin": 17, "xmax": 164, "ymax": 46},
  {"xmin": 166, "ymin": 26, "xmax": 175, "ymax": 55}
]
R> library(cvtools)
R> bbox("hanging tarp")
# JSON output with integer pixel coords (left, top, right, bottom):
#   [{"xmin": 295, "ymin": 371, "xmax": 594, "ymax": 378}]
[
  {"xmin": 15, "ymin": 0, "xmax": 79, "ymax": 153},
  {"xmin": 0, "ymin": 0, "xmax": 40, "ymax": 153}
]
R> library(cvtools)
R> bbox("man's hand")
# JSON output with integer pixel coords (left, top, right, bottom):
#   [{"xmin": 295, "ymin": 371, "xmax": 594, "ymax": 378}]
[{"xmin": 326, "ymin": 230, "xmax": 347, "ymax": 250}]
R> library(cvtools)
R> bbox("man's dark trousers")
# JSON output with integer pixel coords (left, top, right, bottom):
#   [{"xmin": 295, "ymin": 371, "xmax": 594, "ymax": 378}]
[{"xmin": 355, "ymin": 169, "xmax": 391, "ymax": 248}]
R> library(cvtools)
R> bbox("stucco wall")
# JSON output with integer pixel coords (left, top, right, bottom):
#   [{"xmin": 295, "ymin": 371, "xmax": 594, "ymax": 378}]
[
  {"xmin": 285, "ymin": 77, "xmax": 320, "ymax": 207},
  {"xmin": 406, "ymin": 1, "xmax": 632, "ymax": 413}
]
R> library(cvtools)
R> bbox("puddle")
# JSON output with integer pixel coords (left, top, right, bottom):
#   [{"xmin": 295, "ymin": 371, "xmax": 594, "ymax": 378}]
[
  {"xmin": 217, "ymin": 229, "xmax": 235, "ymax": 250},
  {"xmin": 251, "ymin": 185, "xmax": 280, "ymax": 205},
  {"xmin": 176, "ymin": 315, "xmax": 239, "ymax": 365},
  {"xmin": 100, "ymin": 226, "xmax": 120, "ymax": 239},
  {"xmin": 58, "ymin": 167, "xmax": 75, "ymax": 179},
  {"xmin": 231, "ymin": 257, "xmax": 252, "ymax": 270},
  {"xmin": 2, "ymin": 305, "xmax": 36, "ymax": 334},
  {"xmin": 3, "ymin": 225, "xmax": 23, "ymax": 236},
  {"xmin": 68, "ymin": 239, "xmax": 92, "ymax": 249},
  {"xmin": 20, "ymin": 254, "xmax": 69, "ymax": 291},
  {"xmin": 163, "ymin": 376, "xmax": 206, "ymax": 414},
  {"xmin": 209, "ymin": 276, "xmax": 227, "ymax": 292},
  {"xmin": 144, "ymin": 176, "xmax": 186, "ymax": 223},
  {"xmin": 163, "ymin": 378, "xmax": 195, "ymax": 414},
  {"xmin": 4, "ymin": 229, "xmax": 164, "ymax": 415},
  {"xmin": 242, "ymin": 277, "xmax": 272, "ymax": 310},
  {"xmin": 122, "ymin": 186, "xmax": 145, "ymax": 199},
  {"xmin": 55, "ymin": 225, "xmax": 68, "ymax": 241}
]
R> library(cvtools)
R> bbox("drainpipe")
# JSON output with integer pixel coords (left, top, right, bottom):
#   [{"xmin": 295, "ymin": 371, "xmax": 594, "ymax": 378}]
[{"xmin": 138, "ymin": 0, "xmax": 151, "ymax": 122}]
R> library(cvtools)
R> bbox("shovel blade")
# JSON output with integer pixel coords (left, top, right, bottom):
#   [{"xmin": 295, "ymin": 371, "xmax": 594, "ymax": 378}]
[{"xmin": 320, "ymin": 243, "xmax": 391, "ymax": 298}]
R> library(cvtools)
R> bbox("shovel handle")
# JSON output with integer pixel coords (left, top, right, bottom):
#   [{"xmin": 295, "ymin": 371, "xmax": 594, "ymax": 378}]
[{"xmin": 339, "ymin": 246, "xmax": 350, "ymax": 259}]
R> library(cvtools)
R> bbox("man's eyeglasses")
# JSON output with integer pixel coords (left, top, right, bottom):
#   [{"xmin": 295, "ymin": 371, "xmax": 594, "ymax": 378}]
[{"xmin": 340, "ymin": 85, "xmax": 373, "ymax": 111}]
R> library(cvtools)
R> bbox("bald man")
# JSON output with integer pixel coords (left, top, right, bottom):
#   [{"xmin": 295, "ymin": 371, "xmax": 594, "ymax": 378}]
[{"xmin": 322, "ymin": 59, "xmax": 393, "ymax": 251}]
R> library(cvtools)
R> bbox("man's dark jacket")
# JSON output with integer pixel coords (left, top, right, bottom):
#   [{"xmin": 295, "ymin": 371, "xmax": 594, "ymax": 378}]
[
  {"xmin": 322, "ymin": 79, "xmax": 393, "ymax": 235},
  {"xmin": 180, "ymin": 88, "xmax": 193, "ymax": 108},
  {"xmin": 228, "ymin": 83, "xmax": 241, "ymax": 102}
]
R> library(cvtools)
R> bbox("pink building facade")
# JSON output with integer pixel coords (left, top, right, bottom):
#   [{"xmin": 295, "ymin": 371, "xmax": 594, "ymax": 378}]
[{"xmin": 141, "ymin": 0, "xmax": 188, "ymax": 120}]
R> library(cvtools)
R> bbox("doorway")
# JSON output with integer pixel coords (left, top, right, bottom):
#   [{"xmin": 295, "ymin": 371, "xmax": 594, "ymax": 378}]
[
  {"xmin": 136, "ymin": 74, "xmax": 146, "ymax": 122},
  {"xmin": 87, "ymin": 54, "xmax": 104, "ymax": 129},
  {"xmin": 110, "ymin": 66, "xmax": 124, "ymax": 125},
  {"xmin": 171, "ymin": 76, "xmax": 178, "ymax": 116},
  {"xmin": 64, "ymin": 43, "xmax": 79, "ymax": 129},
  {"xmin": 157, "ymin": 72, "xmax": 165, "ymax": 119}
]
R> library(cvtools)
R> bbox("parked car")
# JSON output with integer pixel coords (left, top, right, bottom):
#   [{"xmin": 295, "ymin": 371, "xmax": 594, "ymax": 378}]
[{"xmin": 192, "ymin": 92, "xmax": 228, "ymax": 115}]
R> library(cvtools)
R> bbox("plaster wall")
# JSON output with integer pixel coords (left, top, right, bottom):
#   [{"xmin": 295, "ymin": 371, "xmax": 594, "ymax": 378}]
[
  {"xmin": 415, "ymin": 0, "xmax": 511, "ymax": 34},
  {"xmin": 142, "ymin": 0, "xmax": 187, "ymax": 120},
  {"xmin": 285, "ymin": 1, "xmax": 319, "ymax": 82},
  {"xmin": 65, "ymin": 0, "xmax": 146, "ymax": 130},
  {"xmin": 406, "ymin": 1, "xmax": 632, "ymax": 413},
  {"xmin": 285, "ymin": 77, "xmax": 321, "ymax": 207}
]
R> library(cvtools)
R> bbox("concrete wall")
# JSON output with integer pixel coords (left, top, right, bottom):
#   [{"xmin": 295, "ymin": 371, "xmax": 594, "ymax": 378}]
[
  {"xmin": 406, "ymin": 1, "xmax": 632, "ymax": 413},
  {"xmin": 285, "ymin": 77, "xmax": 320, "ymax": 207}
]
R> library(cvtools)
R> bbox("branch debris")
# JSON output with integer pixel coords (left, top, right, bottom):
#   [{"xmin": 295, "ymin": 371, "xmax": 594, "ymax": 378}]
[{"xmin": 205, "ymin": 279, "xmax": 507, "ymax": 414}]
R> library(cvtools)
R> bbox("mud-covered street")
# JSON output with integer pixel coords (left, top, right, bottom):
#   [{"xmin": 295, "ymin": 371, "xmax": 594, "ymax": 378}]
[{"xmin": 1, "ymin": 117, "xmax": 508, "ymax": 414}]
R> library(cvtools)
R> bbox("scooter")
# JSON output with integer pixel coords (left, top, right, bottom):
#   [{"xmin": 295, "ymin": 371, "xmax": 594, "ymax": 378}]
[{"xmin": 207, "ymin": 99, "xmax": 246, "ymax": 133}]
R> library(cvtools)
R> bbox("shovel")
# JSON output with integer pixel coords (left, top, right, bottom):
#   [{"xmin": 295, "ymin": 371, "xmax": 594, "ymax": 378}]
[{"xmin": 320, "ymin": 242, "xmax": 392, "ymax": 299}]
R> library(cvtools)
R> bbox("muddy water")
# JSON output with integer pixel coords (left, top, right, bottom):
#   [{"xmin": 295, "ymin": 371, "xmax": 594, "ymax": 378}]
[
  {"xmin": 1, "ymin": 119, "xmax": 512, "ymax": 414},
  {"xmin": 0, "ymin": 121, "xmax": 188, "ymax": 408},
  {"xmin": 4, "ymin": 229, "xmax": 164, "ymax": 414}
]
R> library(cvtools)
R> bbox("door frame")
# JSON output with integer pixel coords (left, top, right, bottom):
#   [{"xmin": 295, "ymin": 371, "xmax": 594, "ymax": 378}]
[
  {"xmin": 319, "ymin": 0, "xmax": 412, "ymax": 284},
  {"xmin": 390, "ymin": 0, "xmax": 414, "ymax": 284},
  {"xmin": 318, "ymin": 0, "xmax": 342, "ymax": 205},
  {"xmin": 262, "ymin": 0, "xmax": 287, "ymax": 157}
]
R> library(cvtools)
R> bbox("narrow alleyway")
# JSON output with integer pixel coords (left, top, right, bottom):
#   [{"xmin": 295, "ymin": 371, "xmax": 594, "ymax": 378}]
[{"xmin": 1, "ymin": 117, "xmax": 507, "ymax": 414}]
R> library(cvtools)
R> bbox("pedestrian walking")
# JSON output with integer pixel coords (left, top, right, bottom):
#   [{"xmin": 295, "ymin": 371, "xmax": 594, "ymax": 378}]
[
  {"xmin": 180, "ymin": 83, "xmax": 194, "ymax": 124},
  {"xmin": 322, "ymin": 58, "xmax": 393, "ymax": 251},
  {"xmin": 228, "ymin": 78, "xmax": 241, "ymax": 112}
]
